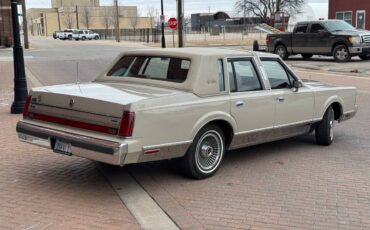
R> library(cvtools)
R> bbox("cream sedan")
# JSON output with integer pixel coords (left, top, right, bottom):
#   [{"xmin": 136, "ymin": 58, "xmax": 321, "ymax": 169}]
[{"xmin": 16, "ymin": 48, "xmax": 357, "ymax": 179}]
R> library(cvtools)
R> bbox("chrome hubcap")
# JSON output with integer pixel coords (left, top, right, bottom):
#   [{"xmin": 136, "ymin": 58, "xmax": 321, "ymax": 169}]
[
  {"xmin": 336, "ymin": 48, "xmax": 349, "ymax": 60},
  {"xmin": 195, "ymin": 131, "xmax": 223, "ymax": 173},
  {"xmin": 277, "ymin": 48, "xmax": 285, "ymax": 58},
  {"xmin": 329, "ymin": 120, "xmax": 334, "ymax": 141}
]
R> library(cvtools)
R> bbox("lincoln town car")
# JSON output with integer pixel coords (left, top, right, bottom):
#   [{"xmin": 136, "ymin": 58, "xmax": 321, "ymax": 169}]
[{"xmin": 16, "ymin": 48, "xmax": 357, "ymax": 178}]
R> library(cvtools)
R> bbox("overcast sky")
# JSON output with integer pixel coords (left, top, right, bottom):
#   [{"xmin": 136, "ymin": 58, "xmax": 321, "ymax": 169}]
[{"xmin": 26, "ymin": 0, "xmax": 328, "ymax": 18}]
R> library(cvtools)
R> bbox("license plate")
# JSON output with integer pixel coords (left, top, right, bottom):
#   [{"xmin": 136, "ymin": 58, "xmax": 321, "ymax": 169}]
[{"xmin": 54, "ymin": 139, "xmax": 72, "ymax": 156}]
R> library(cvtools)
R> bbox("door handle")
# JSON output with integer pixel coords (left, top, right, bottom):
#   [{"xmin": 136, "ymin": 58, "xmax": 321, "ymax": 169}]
[
  {"xmin": 235, "ymin": 100, "xmax": 245, "ymax": 107},
  {"xmin": 276, "ymin": 96, "xmax": 285, "ymax": 102}
]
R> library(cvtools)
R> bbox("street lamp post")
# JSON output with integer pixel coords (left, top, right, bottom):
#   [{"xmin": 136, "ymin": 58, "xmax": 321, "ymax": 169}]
[
  {"xmin": 160, "ymin": 0, "xmax": 165, "ymax": 48},
  {"xmin": 10, "ymin": 0, "xmax": 28, "ymax": 114}
]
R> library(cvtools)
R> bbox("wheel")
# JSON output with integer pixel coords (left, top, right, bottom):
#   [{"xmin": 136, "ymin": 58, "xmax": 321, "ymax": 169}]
[
  {"xmin": 82, "ymin": 36, "xmax": 86, "ymax": 41},
  {"xmin": 333, "ymin": 45, "xmax": 351, "ymax": 62},
  {"xmin": 182, "ymin": 124, "xmax": 225, "ymax": 179},
  {"xmin": 301, "ymin": 54, "xmax": 313, "ymax": 59},
  {"xmin": 68, "ymin": 35, "xmax": 72, "ymax": 40},
  {"xmin": 89, "ymin": 38, "xmax": 92, "ymax": 40},
  {"xmin": 94, "ymin": 36, "xmax": 99, "ymax": 40},
  {"xmin": 75, "ymin": 39, "xmax": 79, "ymax": 41},
  {"xmin": 315, "ymin": 106, "xmax": 335, "ymax": 146},
  {"xmin": 359, "ymin": 54, "xmax": 370, "ymax": 60},
  {"xmin": 275, "ymin": 45, "xmax": 289, "ymax": 60}
]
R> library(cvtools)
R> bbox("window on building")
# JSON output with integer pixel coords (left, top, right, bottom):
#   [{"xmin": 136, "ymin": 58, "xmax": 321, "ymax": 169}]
[
  {"xmin": 336, "ymin": 11, "xmax": 353, "ymax": 26},
  {"xmin": 356, "ymin": 11, "xmax": 366, "ymax": 30}
]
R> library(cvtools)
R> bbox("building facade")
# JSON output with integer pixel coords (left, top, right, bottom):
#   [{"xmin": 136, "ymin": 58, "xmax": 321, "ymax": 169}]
[
  {"xmin": 329, "ymin": 0, "xmax": 370, "ymax": 30},
  {"xmin": 28, "ymin": 0, "xmax": 153, "ymax": 37},
  {"xmin": 0, "ymin": 0, "xmax": 13, "ymax": 47}
]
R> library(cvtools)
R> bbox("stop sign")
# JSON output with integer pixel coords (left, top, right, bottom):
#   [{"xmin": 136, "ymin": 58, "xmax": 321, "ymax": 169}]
[{"xmin": 168, "ymin": 18, "xmax": 178, "ymax": 29}]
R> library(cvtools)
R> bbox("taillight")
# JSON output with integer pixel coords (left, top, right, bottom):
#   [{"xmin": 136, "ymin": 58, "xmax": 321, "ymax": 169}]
[
  {"xmin": 23, "ymin": 95, "xmax": 31, "ymax": 119},
  {"xmin": 118, "ymin": 111, "xmax": 135, "ymax": 137},
  {"xmin": 266, "ymin": 36, "xmax": 270, "ymax": 44}
]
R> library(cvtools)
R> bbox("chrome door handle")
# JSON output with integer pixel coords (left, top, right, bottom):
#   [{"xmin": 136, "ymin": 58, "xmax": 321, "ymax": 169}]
[
  {"xmin": 276, "ymin": 96, "xmax": 285, "ymax": 102},
  {"xmin": 235, "ymin": 100, "xmax": 245, "ymax": 107}
]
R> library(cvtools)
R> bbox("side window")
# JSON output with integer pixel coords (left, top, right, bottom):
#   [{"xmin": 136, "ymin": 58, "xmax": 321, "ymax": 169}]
[
  {"xmin": 261, "ymin": 60, "xmax": 294, "ymax": 89},
  {"xmin": 295, "ymin": 24, "xmax": 308, "ymax": 33},
  {"xmin": 228, "ymin": 59, "xmax": 262, "ymax": 92},
  {"xmin": 310, "ymin": 23, "xmax": 325, "ymax": 33},
  {"xmin": 217, "ymin": 59, "xmax": 225, "ymax": 92}
]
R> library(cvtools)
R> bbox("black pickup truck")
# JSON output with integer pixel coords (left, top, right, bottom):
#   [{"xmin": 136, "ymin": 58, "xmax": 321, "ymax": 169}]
[{"xmin": 266, "ymin": 20, "xmax": 370, "ymax": 62}]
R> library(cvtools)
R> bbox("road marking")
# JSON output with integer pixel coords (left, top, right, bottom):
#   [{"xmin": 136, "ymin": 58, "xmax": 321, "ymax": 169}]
[
  {"xmin": 295, "ymin": 69, "xmax": 370, "ymax": 81},
  {"xmin": 0, "ymin": 56, "xmax": 34, "ymax": 61},
  {"xmin": 99, "ymin": 166, "xmax": 179, "ymax": 230}
]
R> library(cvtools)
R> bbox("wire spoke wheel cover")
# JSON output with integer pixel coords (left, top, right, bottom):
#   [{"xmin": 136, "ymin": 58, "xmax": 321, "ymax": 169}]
[{"xmin": 195, "ymin": 130, "xmax": 223, "ymax": 174}]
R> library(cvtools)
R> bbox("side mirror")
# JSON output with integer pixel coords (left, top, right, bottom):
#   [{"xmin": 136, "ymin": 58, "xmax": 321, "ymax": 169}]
[{"xmin": 292, "ymin": 80, "xmax": 303, "ymax": 92}]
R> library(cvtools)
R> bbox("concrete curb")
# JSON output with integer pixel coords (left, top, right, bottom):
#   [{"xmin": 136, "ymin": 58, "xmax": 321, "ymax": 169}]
[{"xmin": 99, "ymin": 166, "xmax": 179, "ymax": 230}]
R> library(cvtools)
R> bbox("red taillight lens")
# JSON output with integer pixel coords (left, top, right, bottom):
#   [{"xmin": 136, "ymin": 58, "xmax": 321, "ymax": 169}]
[
  {"xmin": 266, "ymin": 36, "xmax": 270, "ymax": 44},
  {"xmin": 23, "ymin": 95, "xmax": 31, "ymax": 118},
  {"xmin": 118, "ymin": 111, "xmax": 135, "ymax": 137}
]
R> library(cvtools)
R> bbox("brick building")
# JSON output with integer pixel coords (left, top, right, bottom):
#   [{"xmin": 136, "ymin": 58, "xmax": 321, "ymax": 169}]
[
  {"xmin": 329, "ymin": 0, "xmax": 370, "ymax": 30},
  {"xmin": 0, "ymin": 0, "xmax": 13, "ymax": 47}
]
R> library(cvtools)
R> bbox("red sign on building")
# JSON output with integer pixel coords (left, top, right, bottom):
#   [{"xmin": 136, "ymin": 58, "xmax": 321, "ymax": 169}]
[{"xmin": 328, "ymin": 0, "xmax": 370, "ymax": 30}]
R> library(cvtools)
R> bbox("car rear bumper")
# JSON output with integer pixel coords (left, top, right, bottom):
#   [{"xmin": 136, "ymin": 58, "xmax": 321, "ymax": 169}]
[
  {"xmin": 349, "ymin": 46, "xmax": 370, "ymax": 55},
  {"xmin": 16, "ymin": 121, "xmax": 127, "ymax": 166}
]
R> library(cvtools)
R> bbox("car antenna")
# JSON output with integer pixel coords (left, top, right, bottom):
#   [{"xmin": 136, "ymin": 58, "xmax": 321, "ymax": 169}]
[{"xmin": 76, "ymin": 62, "xmax": 83, "ymax": 93}]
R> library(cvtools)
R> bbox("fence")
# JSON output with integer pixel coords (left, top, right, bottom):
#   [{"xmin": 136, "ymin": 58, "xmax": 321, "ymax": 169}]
[{"xmin": 95, "ymin": 24, "xmax": 296, "ymax": 45}]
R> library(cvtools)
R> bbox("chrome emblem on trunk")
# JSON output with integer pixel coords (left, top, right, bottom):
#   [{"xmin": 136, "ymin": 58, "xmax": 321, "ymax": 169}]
[{"xmin": 69, "ymin": 99, "xmax": 75, "ymax": 107}]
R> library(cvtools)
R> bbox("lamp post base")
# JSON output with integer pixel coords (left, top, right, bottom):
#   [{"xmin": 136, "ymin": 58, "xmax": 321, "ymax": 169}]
[{"xmin": 11, "ymin": 100, "xmax": 26, "ymax": 114}]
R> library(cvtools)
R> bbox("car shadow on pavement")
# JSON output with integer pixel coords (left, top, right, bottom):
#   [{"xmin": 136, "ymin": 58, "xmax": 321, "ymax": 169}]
[{"xmin": 287, "ymin": 57, "xmax": 364, "ymax": 63}]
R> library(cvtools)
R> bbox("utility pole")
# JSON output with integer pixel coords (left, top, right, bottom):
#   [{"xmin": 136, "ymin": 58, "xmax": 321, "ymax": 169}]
[
  {"xmin": 10, "ymin": 0, "xmax": 28, "ymax": 114},
  {"xmin": 75, "ymin": 5, "xmax": 79, "ymax": 29},
  {"xmin": 56, "ymin": 7, "xmax": 61, "ymax": 31},
  {"xmin": 160, "ymin": 0, "xmax": 165, "ymax": 48},
  {"xmin": 21, "ymin": 0, "xmax": 29, "ymax": 49},
  {"xmin": 177, "ymin": 0, "xmax": 184, "ymax": 47},
  {"xmin": 115, "ymin": 0, "xmax": 120, "ymax": 42}
]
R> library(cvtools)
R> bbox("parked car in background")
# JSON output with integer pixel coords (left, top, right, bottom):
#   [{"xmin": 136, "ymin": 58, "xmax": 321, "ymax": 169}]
[
  {"xmin": 16, "ymin": 48, "xmax": 357, "ymax": 179},
  {"xmin": 53, "ymin": 31, "xmax": 64, "ymax": 39},
  {"xmin": 72, "ymin": 29, "xmax": 100, "ymax": 41},
  {"xmin": 56, "ymin": 29, "xmax": 78, "ymax": 40},
  {"xmin": 267, "ymin": 20, "xmax": 370, "ymax": 62}
]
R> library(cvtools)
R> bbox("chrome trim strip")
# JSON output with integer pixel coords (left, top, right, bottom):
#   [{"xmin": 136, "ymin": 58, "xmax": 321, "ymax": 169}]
[
  {"xmin": 273, "ymin": 119, "xmax": 313, "ymax": 129},
  {"xmin": 16, "ymin": 121, "xmax": 127, "ymax": 166},
  {"xmin": 139, "ymin": 140, "xmax": 192, "ymax": 163}
]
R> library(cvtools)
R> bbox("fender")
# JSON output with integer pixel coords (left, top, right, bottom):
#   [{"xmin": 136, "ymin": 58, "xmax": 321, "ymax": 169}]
[
  {"xmin": 320, "ymin": 95, "xmax": 344, "ymax": 119},
  {"xmin": 191, "ymin": 111, "xmax": 237, "ymax": 140}
]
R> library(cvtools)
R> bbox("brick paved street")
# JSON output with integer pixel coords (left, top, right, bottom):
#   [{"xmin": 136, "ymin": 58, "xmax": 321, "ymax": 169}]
[{"xmin": 0, "ymin": 62, "xmax": 140, "ymax": 229}]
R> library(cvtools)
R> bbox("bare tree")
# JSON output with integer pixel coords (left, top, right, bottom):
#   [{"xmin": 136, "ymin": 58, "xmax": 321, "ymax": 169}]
[
  {"xmin": 129, "ymin": 7, "xmax": 140, "ymax": 38},
  {"xmin": 184, "ymin": 16, "xmax": 191, "ymax": 28},
  {"xmin": 63, "ymin": 9, "xmax": 75, "ymax": 29},
  {"xmin": 101, "ymin": 7, "xmax": 114, "ymax": 39},
  {"xmin": 234, "ymin": 0, "xmax": 305, "ymax": 21},
  {"xmin": 146, "ymin": 6, "xmax": 156, "ymax": 29},
  {"xmin": 81, "ymin": 7, "xmax": 91, "ymax": 29}
]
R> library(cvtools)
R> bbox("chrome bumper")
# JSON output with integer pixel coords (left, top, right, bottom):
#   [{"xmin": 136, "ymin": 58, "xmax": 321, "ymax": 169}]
[
  {"xmin": 349, "ymin": 46, "xmax": 370, "ymax": 54},
  {"xmin": 16, "ymin": 121, "xmax": 127, "ymax": 166}
]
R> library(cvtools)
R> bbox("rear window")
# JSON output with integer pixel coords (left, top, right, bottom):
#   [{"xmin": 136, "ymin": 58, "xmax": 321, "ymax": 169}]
[{"xmin": 107, "ymin": 56, "xmax": 190, "ymax": 83}]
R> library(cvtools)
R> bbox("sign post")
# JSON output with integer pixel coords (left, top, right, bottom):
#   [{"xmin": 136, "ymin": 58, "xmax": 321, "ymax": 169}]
[{"xmin": 168, "ymin": 17, "xmax": 178, "ymax": 48}]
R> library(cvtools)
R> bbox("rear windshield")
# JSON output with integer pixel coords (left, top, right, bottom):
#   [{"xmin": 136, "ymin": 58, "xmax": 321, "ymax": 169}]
[{"xmin": 107, "ymin": 56, "xmax": 191, "ymax": 83}]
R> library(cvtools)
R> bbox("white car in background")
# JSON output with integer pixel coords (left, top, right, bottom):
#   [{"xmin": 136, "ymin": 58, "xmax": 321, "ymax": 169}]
[{"xmin": 72, "ymin": 29, "xmax": 100, "ymax": 41}]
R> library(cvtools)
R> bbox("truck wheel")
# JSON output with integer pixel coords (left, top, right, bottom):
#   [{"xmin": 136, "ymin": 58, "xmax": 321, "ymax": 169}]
[
  {"xmin": 68, "ymin": 35, "xmax": 72, "ymax": 40},
  {"xmin": 359, "ymin": 54, "xmax": 370, "ymax": 60},
  {"xmin": 182, "ymin": 124, "xmax": 225, "ymax": 179},
  {"xmin": 301, "ymin": 54, "xmax": 313, "ymax": 59},
  {"xmin": 333, "ymin": 45, "xmax": 351, "ymax": 62},
  {"xmin": 275, "ymin": 45, "xmax": 289, "ymax": 60},
  {"xmin": 82, "ymin": 36, "xmax": 86, "ymax": 41},
  {"xmin": 94, "ymin": 36, "xmax": 99, "ymax": 40},
  {"xmin": 315, "ymin": 106, "xmax": 335, "ymax": 146}
]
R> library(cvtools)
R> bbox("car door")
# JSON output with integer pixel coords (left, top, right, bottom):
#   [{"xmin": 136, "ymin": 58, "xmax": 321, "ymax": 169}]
[
  {"xmin": 260, "ymin": 58, "xmax": 314, "ymax": 128},
  {"xmin": 228, "ymin": 58, "xmax": 275, "ymax": 149},
  {"xmin": 306, "ymin": 23, "xmax": 331, "ymax": 54},
  {"xmin": 292, "ymin": 23, "xmax": 309, "ymax": 53}
]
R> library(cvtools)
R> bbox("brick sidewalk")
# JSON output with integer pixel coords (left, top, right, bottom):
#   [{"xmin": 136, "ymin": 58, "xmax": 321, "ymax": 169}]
[{"xmin": 0, "ymin": 62, "xmax": 139, "ymax": 229}]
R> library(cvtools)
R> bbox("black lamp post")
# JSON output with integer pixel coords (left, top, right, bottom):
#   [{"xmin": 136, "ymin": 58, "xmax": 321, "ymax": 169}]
[
  {"xmin": 10, "ymin": 0, "xmax": 28, "ymax": 114},
  {"xmin": 160, "ymin": 0, "xmax": 166, "ymax": 48}
]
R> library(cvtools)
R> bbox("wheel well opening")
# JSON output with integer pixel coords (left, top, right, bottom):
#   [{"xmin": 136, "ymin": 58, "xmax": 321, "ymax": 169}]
[
  {"xmin": 208, "ymin": 120, "xmax": 234, "ymax": 149},
  {"xmin": 331, "ymin": 102, "xmax": 342, "ymax": 120},
  {"xmin": 275, "ymin": 42, "xmax": 285, "ymax": 50},
  {"xmin": 332, "ymin": 42, "xmax": 347, "ymax": 53}
]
